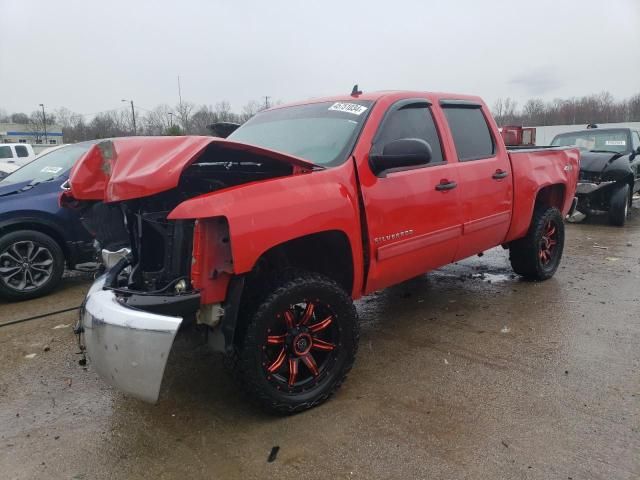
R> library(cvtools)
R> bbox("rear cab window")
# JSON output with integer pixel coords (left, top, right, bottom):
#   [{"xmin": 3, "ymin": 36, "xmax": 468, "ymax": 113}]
[
  {"xmin": 15, "ymin": 145, "xmax": 29, "ymax": 158},
  {"xmin": 374, "ymin": 101, "xmax": 445, "ymax": 165},
  {"xmin": 441, "ymin": 103, "xmax": 495, "ymax": 161}
]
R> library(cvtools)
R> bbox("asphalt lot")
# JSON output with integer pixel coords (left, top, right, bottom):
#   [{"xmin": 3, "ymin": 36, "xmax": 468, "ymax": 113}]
[{"xmin": 1, "ymin": 206, "xmax": 639, "ymax": 480}]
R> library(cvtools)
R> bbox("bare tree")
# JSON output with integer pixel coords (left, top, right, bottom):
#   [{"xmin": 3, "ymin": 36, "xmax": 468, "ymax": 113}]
[
  {"xmin": 10, "ymin": 112, "xmax": 30, "ymax": 124},
  {"xmin": 175, "ymin": 101, "xmax": 195, "ymax": 133},
  {"xmin": 142, "ymin": 104, "xmax": 174, "ymax": 135},
  {"xmin": 522, "ymin": 99, "xmax": 545, "ymax": 125},
  {"xmin": 190, "ymin": 105, "xmax": 217, "ymax": 135},
  {"xmin": 627, "ymin": 94, "xmax": 640, "ymax": 122},
  {"xmin": 27, "ymin": 110, "xmax": 57, "ymax": 143},
  {"xmin": 214, "ymin": 101, "xmax": 233, "ymax": 122},
  {"xmin": 492, "ymin": 97, "xmax": 518, "ymax": 126}
]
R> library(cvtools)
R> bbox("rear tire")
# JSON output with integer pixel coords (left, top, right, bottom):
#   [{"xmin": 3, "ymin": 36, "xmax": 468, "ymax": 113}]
[
  {"xmin": 608, "ymin": 183, "xmax": 629, "ymax": 227},
  {"xmin": 509, "ymin": 207, "xmax": 565, "ymax": 281},
  {"xmin": 233, "ymin": 271, "xmax": 359, "ymax": 414},
  {"xmin": 0, "ymin": 230, "xmax": 65, "ymax": 301}
]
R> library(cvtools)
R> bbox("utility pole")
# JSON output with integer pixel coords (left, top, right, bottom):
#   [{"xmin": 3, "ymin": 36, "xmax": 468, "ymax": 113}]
[
  {"xmin": 38, "ymin": 103, "xmax": 47, "ymax": 144},
  {"xmin": 178, "ymin": 75, "xmax": 183, "ymax": 109},
  {"xmin": 121, "ymin": 99, "xmax": 137, "ymax": 135},
  {"xmin": 264, "ymin": 96, "xmax": 271, "ymax": 110}
]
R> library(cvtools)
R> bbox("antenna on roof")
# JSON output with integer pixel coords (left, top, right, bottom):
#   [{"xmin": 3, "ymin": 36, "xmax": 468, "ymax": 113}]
[{"xmin": 351, "ymin": 84, "xmax": 362, "ymax": 97}]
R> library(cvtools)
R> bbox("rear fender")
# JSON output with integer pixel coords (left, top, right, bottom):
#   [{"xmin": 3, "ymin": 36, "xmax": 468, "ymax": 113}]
[{"xmin": 505, "ymin": 148, "xmax": 579, "ymax": 242}]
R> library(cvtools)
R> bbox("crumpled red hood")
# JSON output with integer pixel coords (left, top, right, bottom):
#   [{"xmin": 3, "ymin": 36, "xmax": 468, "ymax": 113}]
[{"xmin": 68, "ymin": 136, "xmax": 317, "ymax": 202}]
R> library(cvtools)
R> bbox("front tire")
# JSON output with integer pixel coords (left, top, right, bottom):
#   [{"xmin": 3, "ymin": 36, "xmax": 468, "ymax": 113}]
[
  {"xmin": 234, "ymin": 271, "xmax": 359, "ymax": 414},
  {"xmin": 608, "ymin": 183, "xmax": 630, "ymax": 227},
  {"xmin": 509, "ymin": 207, "xmax": 565, "ymax": 281},
  {"xmin": 0, "ymin": 230, "xmax": 65, "ymax": 301}
]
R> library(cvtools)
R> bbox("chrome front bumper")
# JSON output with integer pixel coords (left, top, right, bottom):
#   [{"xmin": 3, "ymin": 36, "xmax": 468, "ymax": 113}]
[{"xmin": 80, "ymin": 276, "xmax": 183, "ymax": 403}]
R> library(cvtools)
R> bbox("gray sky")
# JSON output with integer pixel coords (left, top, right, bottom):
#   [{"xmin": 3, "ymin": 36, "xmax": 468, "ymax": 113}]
[{"xmin": 1, "ymin": 0, "xmax": 639, "ymax": 117}]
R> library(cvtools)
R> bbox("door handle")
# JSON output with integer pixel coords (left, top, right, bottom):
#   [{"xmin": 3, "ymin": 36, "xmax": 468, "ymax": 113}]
[
  {"xmin": 492, "ymin": 169, "xmax": 508, "ymax": 179},
  {"xmin": 435, "ymin": 180, "xmax": 457, "ymax": 191}
]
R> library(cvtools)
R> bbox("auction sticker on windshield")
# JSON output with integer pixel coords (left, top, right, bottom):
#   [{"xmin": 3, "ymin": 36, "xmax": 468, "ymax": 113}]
[
  {"xmin": 605, "ymin": 140, "xmax": 626, "ymax": 146},
  {"xmin": 328, "ymin": 102, "xmax": 368, "ymax": 115},
  {"xmin": 41, "ymin": 166, "xmax": 63, "ymax": 174}
]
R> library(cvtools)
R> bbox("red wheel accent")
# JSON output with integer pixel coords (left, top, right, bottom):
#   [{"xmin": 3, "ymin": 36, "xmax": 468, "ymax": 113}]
[
  {"xmin": 299, "ymin": 302, "xmax": 315, "ymax": 326},
  {"xmin": 311, "ymin": 338, "xmax": 335, "ymax": 351},
  {"xmin": 284, "ymin": 310, "xmax": 296, "ymax": 329},
  {"xmin": 267, "ymin": 348, "xmax": 286, "ymax": 373},
  {"xmin": 263, "ymin": 301, "xmax": 339, "ymax": 391},
  {"xmin": 539, "ymin": 220, "xmax": 558, "ymax": 265},
  {"xmin": 309, "ymin": 315, "xmax": 333, "ymax": 333},
  {"xmin": 301, "ymin": 353, "xmax": 319, "ymax": 376},
  {"xmin": 288, "ymin": 358, "xmax": 299, "ymax": 386},
  {"xmin": 267, "ymin": 334, "xmax": 286, "ymax": 345}
]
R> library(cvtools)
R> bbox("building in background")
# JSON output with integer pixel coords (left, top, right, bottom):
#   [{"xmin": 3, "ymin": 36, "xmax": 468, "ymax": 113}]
[{"xmin": 0, "ymin": 123, "xmax": 64, "ymax": 146}]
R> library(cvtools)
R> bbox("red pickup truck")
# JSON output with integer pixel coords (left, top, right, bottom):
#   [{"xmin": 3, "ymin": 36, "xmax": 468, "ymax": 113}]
[{"xmin": 66, "ymin": 91, "xmax": 579, "ymax": 413}]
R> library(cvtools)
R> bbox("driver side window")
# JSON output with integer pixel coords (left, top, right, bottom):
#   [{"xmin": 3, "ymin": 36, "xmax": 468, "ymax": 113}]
[{"xmin": 376, "ymin": 105, "xmax": 444, "ymax": 164}]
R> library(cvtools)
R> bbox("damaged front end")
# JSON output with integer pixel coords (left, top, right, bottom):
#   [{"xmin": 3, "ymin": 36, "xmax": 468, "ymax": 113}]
[
  {"xmin": 69, "ymin": 137, "xmax": 316, "ymax": 402},
  {"xmin": 575, "ymin": 151, "xmax": 634, "ymax": 214}
]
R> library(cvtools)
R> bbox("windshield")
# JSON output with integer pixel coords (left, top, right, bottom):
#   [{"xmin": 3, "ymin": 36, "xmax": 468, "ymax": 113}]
[
  {"xmin": 228, "ymin": 100, "xmax": 373, "ymax": 166},
  {"xmin": 0, "ymin": 143, "xmax": 93, "ymax": 186},
  {"xmin": 551, "ymin": 129, "xmax": 630, "ymax": 153}
]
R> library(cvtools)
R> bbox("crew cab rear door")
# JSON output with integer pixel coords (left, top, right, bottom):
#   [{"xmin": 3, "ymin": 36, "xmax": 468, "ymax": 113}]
[
  {"xmin": 440, "ymin": 100, "xmax": 513, "ymax": 260},
  {"xmin": 357, "ymin": 99, "xmax": 463, "ymax": 293}
]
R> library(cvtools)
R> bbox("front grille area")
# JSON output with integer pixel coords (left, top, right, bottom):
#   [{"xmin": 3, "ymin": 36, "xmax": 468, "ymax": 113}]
[
  {"xmin": 579, "ymin": 170, "xmax": 601, "ymax": 182},
  {"xmin": 128, "ymin": 213, "xmax": 195, "ymax": 292}
]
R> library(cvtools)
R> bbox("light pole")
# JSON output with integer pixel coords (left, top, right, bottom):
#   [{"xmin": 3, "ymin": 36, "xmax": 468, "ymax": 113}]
[
  {"xmin": 121, "ymin": 99, "xmax": 137, "ymax": 136},
  {"xmin": 38, "ymin": 103, "xmax": 47, "ymax": 144}
]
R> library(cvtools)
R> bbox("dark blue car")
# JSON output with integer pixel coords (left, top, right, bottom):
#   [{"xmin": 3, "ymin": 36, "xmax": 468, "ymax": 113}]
[{"xmin": 0, "ymin": 142, "xmax": 96, "ymax": 301}]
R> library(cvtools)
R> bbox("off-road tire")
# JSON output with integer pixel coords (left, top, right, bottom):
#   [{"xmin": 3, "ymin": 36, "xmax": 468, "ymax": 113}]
[
  {"xmin": 608, "ymin": 183, "xmax": 630, "ymax": 227},
  {"xmin": 509, "ymin": 207, "xmax": 565, "ymax": 281},
  {"xmin": 231, "ymin": 271, "xmax": 359, "ymax": 415},
  {"xmin": 0, "ymin": 230, "xmax": 65, "ymax": 301}
]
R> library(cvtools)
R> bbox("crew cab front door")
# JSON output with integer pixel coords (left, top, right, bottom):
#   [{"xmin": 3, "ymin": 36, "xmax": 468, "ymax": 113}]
[
  {"xmin": 357, "ymin": 99, "xmax": 463, "ymax": 293},
  {"xmin": 440, "ymin": 101, "xmax": 513, "ymax": 260}
]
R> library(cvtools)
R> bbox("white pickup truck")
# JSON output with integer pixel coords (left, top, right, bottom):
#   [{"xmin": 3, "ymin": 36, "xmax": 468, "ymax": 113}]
[{"xmin": 0, "ymin": 143, "xmax": 37, "ymax": 179}]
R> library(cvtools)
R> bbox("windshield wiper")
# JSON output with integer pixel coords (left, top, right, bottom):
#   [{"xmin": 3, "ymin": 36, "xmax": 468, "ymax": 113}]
[
  {"xmin": 590, "ymin": 149, "xmax": 623, "ymax": 154},
  {"xmin": 20, "ymin": 177, "xmax": 55, "ymax": 191}
]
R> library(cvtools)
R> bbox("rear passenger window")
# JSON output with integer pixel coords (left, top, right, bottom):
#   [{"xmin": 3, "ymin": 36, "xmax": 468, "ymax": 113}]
[
  {"xmin": 443, "ymin": 106, "xmax": 495, "ymax": 161},
  {"xmin": 15, "ymin": 145, "xmax": 29, "ymax": 157},
  {"xmin": 0, "ymin": 146, "xmax": 12, "ymax": 159},
  {"xmin": 632, "ymin": 131, "xmax": 640, "ymax": 151},
  {"xmin": 377, "ymin": 105, "xmax": 444, "ymax": 164}
]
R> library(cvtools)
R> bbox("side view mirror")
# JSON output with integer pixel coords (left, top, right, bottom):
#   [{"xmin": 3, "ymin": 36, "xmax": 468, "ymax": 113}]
[{"xmin": 369, "ymin": 138, "xmax": 432, "ymax": 175}]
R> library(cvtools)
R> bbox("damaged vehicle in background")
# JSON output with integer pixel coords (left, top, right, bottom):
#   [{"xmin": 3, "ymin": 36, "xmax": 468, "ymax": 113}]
[
  {"xmin": 64, "ymin": 90, "xmax": 580, "ymax": 413},
  {"xmin": 551, "ymin": 127, "xmax": 640, "ymax": 226}
]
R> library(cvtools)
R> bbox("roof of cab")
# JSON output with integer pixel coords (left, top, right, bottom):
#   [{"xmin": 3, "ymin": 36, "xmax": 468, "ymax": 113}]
[{"xmin": 268, "ymin": 90, "xmax": 486, "ymax": 111}]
